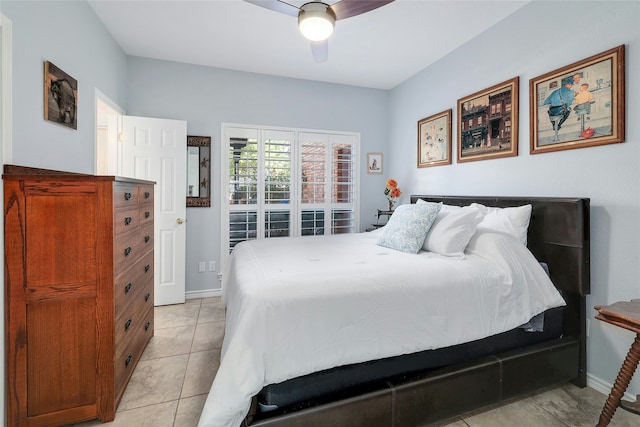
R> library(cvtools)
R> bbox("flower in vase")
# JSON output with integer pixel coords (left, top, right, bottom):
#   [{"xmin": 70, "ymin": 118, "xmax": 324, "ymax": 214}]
[{"xmin": 384, "ymin": 179, "xmax": 402, "ymax": 210}]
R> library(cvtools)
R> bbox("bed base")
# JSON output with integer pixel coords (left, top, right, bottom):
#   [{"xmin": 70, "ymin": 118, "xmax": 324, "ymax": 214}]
[
  {"xmin": 244, "ymin": 195, "xmax": 590, "ymax": 427},
  {"xmin": 247, "ymin": 336, "xmax": 579, "ymax": 427}
]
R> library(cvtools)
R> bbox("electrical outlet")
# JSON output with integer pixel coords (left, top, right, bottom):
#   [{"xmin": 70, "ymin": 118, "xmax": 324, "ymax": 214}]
[
  {"xmin": 198, "ymin": 261, "xmax": 206, "ymax": 273},
  {"xmin": 209, "ymin": 261, "xmax": 216, "ymax": 271}
]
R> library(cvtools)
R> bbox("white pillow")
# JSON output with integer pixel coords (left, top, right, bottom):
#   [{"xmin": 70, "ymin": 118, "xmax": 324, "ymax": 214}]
[
  {"xmin": 377, "ymin": 202, "xmax": 441, "ymax": 254},
  {"xmin": 469, "ymin": 203, "xmax": 532, "ymax": 245},
  {"xmin": 419, "ymin": 203, "xmax": 485, "ymax": 256}
]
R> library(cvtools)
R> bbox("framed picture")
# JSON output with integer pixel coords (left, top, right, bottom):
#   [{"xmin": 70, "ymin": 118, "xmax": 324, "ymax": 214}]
[
  {"xmin": 457, "ymin": 77, "xmax": 519, "ymax": 163},
  {"xmin": 367, "ymin": 152, "xmax": 383, "ymax": 174},
  {"xmin": 44, "ymin": 61, "xmax": 78, "ymax": 129},
  {"xmin": 417, "ymin": 109, "xmax": 452, "ymax": 168},
  {"xmin": 529, "ymin": 45, "xmax": 625, "ymax": 154}
]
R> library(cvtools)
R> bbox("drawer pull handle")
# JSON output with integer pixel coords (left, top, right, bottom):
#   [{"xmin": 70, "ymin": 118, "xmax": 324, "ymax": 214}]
[
  {"xmin": 124, "ymin": 192, "xmax": 132, "ymax": 201},
  {"xmin": 125, "ymin": 318, "xmax": 132, "ymax": 331},
  {"xmin": 125, "ymin": 283, "xmax": 132, "ymax": 294},
  {"xmin": 145, "ymin": 211, "xmax": 150, "ymax": 219},
  {"xmin": 124, "ymin": 247, "xmax": 132, "ymax": 257},
  {"xmin": 145, "ymin": 264, "xmax": 150, "ymax": 273},
  {"xmin": 125, "ymin": 353, "xmax": 133, "ymax": 368},
  {"xmin": 145, "ymin": 292, "xmax": 151, "ymax": 302},
  {"xmin": 144, "ymin": 235, "xmax": 150, "ymax": 243},
  {"xmin": 125, "ymin": 216, "xmax": 132, "ymax": 226},
  {"xmin": 145, "ymin": 321, "xmax": 151, "ymax": 331},
  {"xmin": 144, "ymin": 191, "xmax": 150, "ymax": 199}
]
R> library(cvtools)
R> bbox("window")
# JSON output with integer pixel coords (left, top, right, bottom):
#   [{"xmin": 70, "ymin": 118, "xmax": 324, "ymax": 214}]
[{"xmin": 222, "ymin": 125, "xmax": 359, "ymax": 268}]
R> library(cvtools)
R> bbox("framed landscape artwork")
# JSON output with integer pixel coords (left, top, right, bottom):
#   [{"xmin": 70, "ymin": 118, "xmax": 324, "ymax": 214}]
[
  {"xmin": 44, "ymin": 61, "xmax": 78, "ymax": 129},
  {"xmin": 457, "ymin": 77, "xmax": 519, "ymax": 163},
  {"xmin": 529, "ymin": 45, "xmax": 625, "ymax": 154},
  {"xmin": 417, "ymin": 109, "xmax": 452, "ymax": 168}
]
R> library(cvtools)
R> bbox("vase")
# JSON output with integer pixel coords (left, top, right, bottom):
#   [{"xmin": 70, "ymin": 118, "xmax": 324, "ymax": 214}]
[{"xmin": 388, "ymin": 200, "xmax": 395, "ymax": 211}]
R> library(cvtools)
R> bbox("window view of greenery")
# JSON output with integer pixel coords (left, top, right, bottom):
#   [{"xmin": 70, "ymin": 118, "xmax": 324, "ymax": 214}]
[
  {"xmin": 265, "ymin": 139, "xmax": 291, "ymax": 204},
  {"xmin": 229, "ymin": 138, "xmax": 258, "ymax": 205}
]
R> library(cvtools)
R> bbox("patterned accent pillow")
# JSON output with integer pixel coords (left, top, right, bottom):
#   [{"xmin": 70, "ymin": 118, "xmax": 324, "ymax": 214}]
[{"xmin": 377, "ymin": 202, "xmax": 442, "ymax": 253}]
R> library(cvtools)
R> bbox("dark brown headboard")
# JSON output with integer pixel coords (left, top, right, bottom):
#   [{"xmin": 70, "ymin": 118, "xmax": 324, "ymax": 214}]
[{"xmin": 410, "ymin": 196, "xmax": 590, "ymax": 297}]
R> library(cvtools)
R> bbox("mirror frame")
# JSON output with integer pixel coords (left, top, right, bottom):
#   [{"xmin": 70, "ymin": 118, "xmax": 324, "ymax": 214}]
[{"xmin": 186, "ymin": 135, "xmax": 211, "ymax": 207}]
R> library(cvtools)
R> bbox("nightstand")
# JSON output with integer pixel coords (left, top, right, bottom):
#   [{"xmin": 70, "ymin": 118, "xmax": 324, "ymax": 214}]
[{"xmin": 594, "ymin": 299, "xmax": 640, "ymax": 426}]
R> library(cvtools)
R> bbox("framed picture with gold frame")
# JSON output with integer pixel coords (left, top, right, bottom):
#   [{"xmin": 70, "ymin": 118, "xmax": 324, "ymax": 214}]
[
  {"xmin": 457, "ymin": 77, "xmax": 519, "ymax": 163},
  {"xmin": 417, "ymin": 109, "xmax": 452, "ymax": 168},
  {"xmin": 529, "ymin": 45, "xmax": 625, "ymax": 154}
]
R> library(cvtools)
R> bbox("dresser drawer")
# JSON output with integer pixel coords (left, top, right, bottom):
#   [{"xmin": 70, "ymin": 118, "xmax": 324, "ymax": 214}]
[
  {"xmin": 114, "ymin": 207, "xmax": 140, "ymax": 236},
  {"xmin": 138, "ymin": 205, "xmax": 154, "ymax": 228},
  {"xmin": 114, "ymin": 224, "xmax": 154, "ymax": 276},
  {"xmin": 115, "ymin": 250, "xmax": 154, "ymax": 318},
  {"xmin": 115, "ymin": 283, "xmax": 154, "ymax": 354},
  {"xmin": 114, "ymin": 183, "xmax": 139, "ymax": 208},
  {"xmin": 115, "ymin": 303, "xmax": 154, "ymax": 403},
  {"xmin": 138, "ymin": 184, "xmax": 154, "ymax": 206}
]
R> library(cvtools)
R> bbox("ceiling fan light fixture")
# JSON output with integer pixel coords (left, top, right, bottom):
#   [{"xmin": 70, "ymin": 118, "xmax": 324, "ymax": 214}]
[{"xmin": 298, "ymin": 2, "xmax": 335, "ymax": 41}]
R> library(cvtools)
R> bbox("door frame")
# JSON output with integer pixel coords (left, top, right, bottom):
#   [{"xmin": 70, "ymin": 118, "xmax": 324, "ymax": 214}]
[{"xmin": 94, "ymin": 89, "xmax": 124, "ymax": 176}]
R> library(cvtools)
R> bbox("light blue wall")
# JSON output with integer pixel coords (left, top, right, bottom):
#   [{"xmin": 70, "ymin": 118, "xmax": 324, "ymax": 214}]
[
  {"xmin": 3, "ymin": 0, "xmax": 640, "ymax": 401},
  {"xmin": 1, "ymin": 0, "xmax": 127, "ymax": 173},
  {"xmin": 388, "ymin": 1, "xmax": 640, "ymax": 396},
  {"xmin": 126, "ymin": 57, "xmax": 389, "ymax": 294},
  {"xmin": 1, "ymin": 3, "xmax": 126, "ymax": 425}
]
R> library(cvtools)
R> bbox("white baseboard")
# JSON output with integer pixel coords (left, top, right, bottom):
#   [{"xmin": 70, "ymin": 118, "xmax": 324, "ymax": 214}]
[
  {"xmin": 587, "ymin": 372, "xmax": 635, "ymax": 401},
  {"xmin": 185, "ymin": 288, "xmax": 222, "ymax": 300}
]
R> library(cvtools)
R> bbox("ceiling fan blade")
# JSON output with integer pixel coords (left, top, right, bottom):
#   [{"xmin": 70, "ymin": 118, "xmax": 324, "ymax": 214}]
[
  {"xmin": 330, "ymin": 0, "xmax": 394, "ymax": 20},
  {"xmin": 244, "ymin": 0, "xmax": 299, "ymax": 17},
  {"xmin": 310, "ymin": 40, "xmax": 328, "ymax": 63}
]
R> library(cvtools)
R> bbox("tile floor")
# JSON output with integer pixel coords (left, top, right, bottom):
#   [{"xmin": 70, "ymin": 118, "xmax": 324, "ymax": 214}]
[{"xmin": 73, "ymin": 297, "xmax": 640, "ymax": 427}]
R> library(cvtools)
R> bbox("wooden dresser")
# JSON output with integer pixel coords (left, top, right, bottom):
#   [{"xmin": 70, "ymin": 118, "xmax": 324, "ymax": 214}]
[{"xmin": 4, "ymin": 165, "xmax": 155, "ymax": 426}]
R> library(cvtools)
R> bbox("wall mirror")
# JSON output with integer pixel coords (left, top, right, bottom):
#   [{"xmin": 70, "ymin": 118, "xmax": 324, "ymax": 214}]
[{"xmin": 186, "ymin": 135, "xmax": 211, "ymax": 207}]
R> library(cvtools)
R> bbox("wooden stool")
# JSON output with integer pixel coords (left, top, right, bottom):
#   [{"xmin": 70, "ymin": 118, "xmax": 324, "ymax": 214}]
[{"xmin": 594, "ymin": 300, "xmax": 640, "ymax": 426}]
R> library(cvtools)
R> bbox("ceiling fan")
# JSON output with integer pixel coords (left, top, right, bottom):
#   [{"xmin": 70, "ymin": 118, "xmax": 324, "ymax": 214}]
[{"xmin": 244, "ymin": 0, "xmax": 395, "ymax": 63}]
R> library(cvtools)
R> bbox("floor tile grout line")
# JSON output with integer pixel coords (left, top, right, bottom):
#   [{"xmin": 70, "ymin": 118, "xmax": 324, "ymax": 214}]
[
  {"xmin": 114, "ymin": 398, "xmax": 181, "ymax": 417},
  {"xmin": 530, "ymin": 397, "xmax": 574, "ymax": 427},
  {"xmin": 175, "ymin": 300, "xmax": 203, "ymax": 416}
]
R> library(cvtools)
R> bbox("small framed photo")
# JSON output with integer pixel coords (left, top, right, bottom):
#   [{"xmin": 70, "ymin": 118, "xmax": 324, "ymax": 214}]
[
  {"xmin": 529, "ymin": 45, "xmax": 625, "ymax": 154},
  {"xmin": 44, "ymin": 61, "xmax": 78, "ymax": 129},
  {"xmin": 417, "ymin": 109, "xmax": 452, "ymax": 168},
  {"xmin": 457, "ymin": 77, "xmax": 519, "ymax": 163},
  {"xmin": 367, "ymin": 152, "xmax": 383, "ymax": 174}
]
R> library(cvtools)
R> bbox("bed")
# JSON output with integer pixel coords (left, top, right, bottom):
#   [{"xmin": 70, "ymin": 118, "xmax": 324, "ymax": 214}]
[{"xmin": 198, "ymin": 195, "xmax": 590, "ymax": 427}]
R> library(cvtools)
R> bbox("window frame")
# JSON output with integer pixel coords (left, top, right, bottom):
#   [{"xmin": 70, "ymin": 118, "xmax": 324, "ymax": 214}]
[{"xmin": 220, "ymin": 123, "xmax": 360, "ymax": 275}]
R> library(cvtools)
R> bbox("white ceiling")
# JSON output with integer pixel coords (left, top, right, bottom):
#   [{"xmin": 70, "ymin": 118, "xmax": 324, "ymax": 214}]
[{"xmin": 88, "ymin": 0, "xmax": 529, "ymax": 90}]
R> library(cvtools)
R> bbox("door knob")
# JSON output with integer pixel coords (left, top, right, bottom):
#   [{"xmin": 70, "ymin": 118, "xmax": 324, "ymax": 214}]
[{"xmin": 177, "ymin": 218, "xmax": 185, "ymax": 224}]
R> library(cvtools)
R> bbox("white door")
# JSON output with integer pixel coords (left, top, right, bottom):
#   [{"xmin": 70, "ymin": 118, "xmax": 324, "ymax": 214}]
[{"xmin": 122, "ymin": 115, "xmax": 187, "ymax": 306}]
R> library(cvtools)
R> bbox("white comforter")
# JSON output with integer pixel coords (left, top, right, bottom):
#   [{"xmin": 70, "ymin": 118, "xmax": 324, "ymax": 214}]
[{"xmin": 198, "ymin": 229, "xmax": 565, "ymax": 427}]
